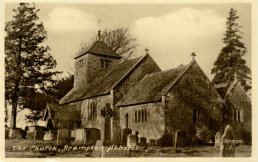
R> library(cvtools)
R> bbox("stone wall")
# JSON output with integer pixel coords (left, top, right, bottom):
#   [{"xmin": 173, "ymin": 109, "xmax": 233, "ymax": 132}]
[
  {"xmin": 72, "ymin": 94, "xmax": 113, "ymax": 140},
  {"xmin": 114, "ymin": 55, "xmax": 161, "ymax": 104},
  {"xmin": 119, "ymin": 102, "xmax": 165, "ymax": 142},
  {"xmin": 74, "ymin": 54, "xmax": 88, "ymax": 88},
  {"xmin": 164, "ymin": 61, "xmax": 224, "ymax": 141},
  {"xmin": 226, "ymin": 83, "xmax": 251, "ymax": 144},
  {"xmin": 113, "ymin": 55, "xmax": 161, "ymax": 129},
  {"xmin": 164, "ymin": 92, "xmax": 196, "ymax": 138},
  {"xmin": 74, "ymin": 54, "xmax": 120, "ymax": 88},
  {"xmin": 228, "ymin": 83, "xmax": 251, "ymax": 129}
]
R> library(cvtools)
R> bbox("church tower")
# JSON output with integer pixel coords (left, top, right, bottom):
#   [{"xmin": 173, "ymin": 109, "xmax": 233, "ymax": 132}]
[{"xmin": 73, "ymin": 31, "xmax": 122, "ymax": 88}]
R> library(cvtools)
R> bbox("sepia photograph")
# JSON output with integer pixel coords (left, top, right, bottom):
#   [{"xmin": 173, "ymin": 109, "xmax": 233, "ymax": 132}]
[{"xmin": 2, "ymin": 0, "xmax": 255, "ymax": 159}]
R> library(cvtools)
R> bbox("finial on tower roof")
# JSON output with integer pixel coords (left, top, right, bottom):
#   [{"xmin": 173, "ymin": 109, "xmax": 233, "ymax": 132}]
[
  {"xmin": 98, "ymin": 30, "xmax": 101, "ymax": 41},
  {"xmin": 97, "ymin": 18, "xmax": 101, "ymax": 41}
]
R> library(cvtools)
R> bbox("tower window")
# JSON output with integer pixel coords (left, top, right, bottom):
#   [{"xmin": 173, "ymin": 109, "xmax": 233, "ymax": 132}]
[
  {"xmin": 101, "ymin": 59, "xmax": 112, "ymax": 69},
  {"xmin": 79, "ymin": 59, "xmax": 84, "ymax": 67}
]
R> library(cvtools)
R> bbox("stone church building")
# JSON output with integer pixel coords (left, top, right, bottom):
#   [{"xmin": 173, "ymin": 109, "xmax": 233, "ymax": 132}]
[
  {"xmin": 117, "ymin": 59, "xmax": 224, "ymax": 142},
  {"xmin": 47, "ymin": 37, "xmax": 250, "ymax": 145},
  {"xmin": 59, "ymin": 40, "xmax": 161, "ymax": 142},
  {"xmin": 214, "ymin": 80, "xmax": 252, "ymax": 144}
]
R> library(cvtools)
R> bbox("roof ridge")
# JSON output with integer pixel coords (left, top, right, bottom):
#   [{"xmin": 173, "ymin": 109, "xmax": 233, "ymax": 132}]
[
  {"xmin": 74, "ymin": 41, "xmax": 96, "ymax": 59},
  {"xmin": 85, "ymin": 54, "xmax": 146, "ymax": 86},
  {"xmin": 110, "ymin": 54, "xmax": 149, "ymax": 90},
  {"xmin": 74, "ymin": 41, "xmax": 121, "ymax": 59},
  {"xmin": 117, "ymin": 59, "xmax": 194, "ymax": 107},
  {"xmin": 192, "ymin": 60, "xmax": 224, "ymax": 102},
  {"xmin": 116, "ymin": 71, "xmax": 153, "ymax": 107},
  {"xmin": 161, "ymin": 59, "xmax": 195, "ymax": 96},
  {"xmin": 224, "ymin": 80, "xmax": 238, "ymax": 98},
  {"xmin": 150, "ymin": 64, "xmax": 189, "ymax": 76}
]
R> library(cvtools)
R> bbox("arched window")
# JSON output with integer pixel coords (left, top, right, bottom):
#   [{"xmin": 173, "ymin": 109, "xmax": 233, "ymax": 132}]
[
  {"xmin": 142, "ymin": 109, "xmax": 145, "ymax": 122},
  {"xmin": 88, "ymin": 103, "xmax": 92, "ymax": 119},
  {"xmin": 134, "ymin": 109, "xmax": 148, "ymax": 123},
  {"xmin": 138, "ymin": 110, "xmax": 141, "ymax": 122},
  {"xmin": 88, "ymin": 100, "xmax": 97, "ymax": 119},
  {"xmin": 125, "ymin": 113, "xmax": 129, "ymax": 128},
  {"xmin": 144, "ymin": 109, "xmax": 147, "ymax": 122},
  {"xmin": 135, "ymin": 111, "xmax": 137, "ymax": 122},
  {"xmin": 92, "ymin": 101, "xmax": 97, "ymax": 118}
]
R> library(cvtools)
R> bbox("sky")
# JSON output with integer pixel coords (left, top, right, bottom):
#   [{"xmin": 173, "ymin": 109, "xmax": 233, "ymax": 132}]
[{"xmin": 5, "ymin": 3, "xmax": 251, "ymax": 79}]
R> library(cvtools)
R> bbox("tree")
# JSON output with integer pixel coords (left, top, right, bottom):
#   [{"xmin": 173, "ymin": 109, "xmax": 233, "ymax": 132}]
[
  {"xmin": 25, "ymin": 75, "xmax": 74, "ymax": 123},
  {"xmin": 78, "ymin": 28, "xmax": 137, "ymax": 61},
  {"xmin": 211, "ymin": 8, "xmax": 251, "ymax": 91},
  {"xmin": 46, "ymin": 74, "xmax": 74, "ymax": 102},
  {"xmin": 5, "ymin": 3, "xmax": 59, "ymax": 129}
]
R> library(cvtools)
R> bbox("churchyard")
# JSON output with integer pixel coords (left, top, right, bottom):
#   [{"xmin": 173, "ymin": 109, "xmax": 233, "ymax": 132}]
[
  {"xmin": 5, "ymin": 139, "xmax": 251, "ymax": 158},
  {"xmin": 5, "ymin": 124, "xmax": 252, "ymax": 158}
]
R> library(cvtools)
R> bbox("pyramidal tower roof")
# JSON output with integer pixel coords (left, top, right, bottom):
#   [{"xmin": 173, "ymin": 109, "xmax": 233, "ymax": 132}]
[{"xmin": 74, "ymin": 40, "xmax": 122, "ymax": 59}]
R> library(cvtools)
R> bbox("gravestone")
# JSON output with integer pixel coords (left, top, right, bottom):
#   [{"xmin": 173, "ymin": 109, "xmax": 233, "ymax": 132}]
[
  {"xmin": 148, "ymin": 139, "xmax": 156, "ymax": 146},
  {"xmin": 121, "ymin": 128, "xmax": 132, "ymax": 146},
  {"xmin": 27, "ymin": 126, "xmax": 36, "ymax": 133},
  {"xmin": 175, "ymin": 130, "xmax": 187, "ymax": 147},
  {"xmin": 162, "ymin": 134, "xmax": 173, "ymax": 146},
  {"xmin": 83, "ymin": 129, "xmax": 87, "ymax": 144},
  {"xmin": 139, "ymin": 137, "xmax": 147, "ymax": 147},
  {"xmin": 71, "ymin": 130, "xmax": 75, "ymax": 139},
  {"xmin": 112, "ymin": 127, "xmax": 121, "ymax": 144},
  {"xmin": 85, "ymin": 128, "xmax": 100, "ymax": 145},
  {"xmin": 91, "ymin": 139, "xmax": 104, "ymax": 157},
  {"xmin": 220, "ymin": 125, "xmax": 235, "ymax": 157},
  {"xmin": 21, "ymin": 129, "xmax": 27, "ymax": 139},
  {"xmin": 27, "ymin": 132, "xmax": 35, "ymax": 140},
  {"xmin": 8, "ymin": 128, "xmax": 22, "ymax": 139},
  {"xmin": 127, "ymin": 134, "xmax": 137, "ymax": 147},
  {"xmin": 156, "ymin": 138, "xmax": 163, "ymax": 146},
  {"xmin": 5, "ymin": 128, "xmax": 10, "ymax": 139},
  {"xmin": 214, "ymin": 132, "xmax": 221, "ymax": 149},
  {"xmin": 135, "ymin": 131, "xmax": 139, "ymax": 145},
  {"xmin": 34, "ymin": 129, "xmax": 44, "ymax": 140},
  {"xmin": 74, "ymin": 128, "xmax": 85, "ymax": 141},
  {"xmin": 57, "ymin": 129, "xmax": 71, "ymax": 146},
  {"xmin": 44, "ymin": 131, "xmax": 54, "ymax": 141}
]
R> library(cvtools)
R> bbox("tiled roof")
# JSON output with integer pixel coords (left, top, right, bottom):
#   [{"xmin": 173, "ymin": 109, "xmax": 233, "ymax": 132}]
[
  {"xmin": 214, "ymin": 80, "xmax": 251, "ymax": 109},
  {"xmin": 116, "ymin": 60, "xmax": 195, "ymax": 107},
  {"xmin": 59, "ymin": 55, "xmax": 147, "ymax": 104},
  {"xmin": 228, "ymin": 82, "xmax": 251, "ymax": 108},
  {"xmin": 74, "ymin": 41, "xmax": 122, "ymax": 59},
  {"xmin": 44, "ymin": 103, "xmax": 79, "ymax": 122},
  {"xmin": 214, "ymin": 80, "xmax": 239, "ymax": 98}
]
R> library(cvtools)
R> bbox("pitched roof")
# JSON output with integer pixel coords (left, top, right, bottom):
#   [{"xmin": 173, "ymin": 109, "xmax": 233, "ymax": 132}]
[
  {"xmin": 214, "ymin": 80, "xmax": 239, "ymax": 98},
  {"xmin": 74, "ymin": 41, "xmax": 122, "ymax": 59},
  {"xmin": 43, "ymin": 103, "xmax": 79, "ymax": 122},
  {"xmin": 59, "ymin": 55, "xmax": 148, "ymax": 104},
  {"xmin": 117, "ymin": 60, "xmax": 195, "ymax": 107},
  {"xmin": 227, "ymin": 82, "xmax": 251, "ymax": 108},
  {"xmin": 224, "ymin": 80, "xmax": 238, "ymax": 98}
]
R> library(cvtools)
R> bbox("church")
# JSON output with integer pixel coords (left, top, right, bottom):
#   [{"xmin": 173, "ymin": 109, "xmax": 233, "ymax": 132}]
[{"xmin": 43, "ymin": 32, "xmax": 251, "ymax": 146}]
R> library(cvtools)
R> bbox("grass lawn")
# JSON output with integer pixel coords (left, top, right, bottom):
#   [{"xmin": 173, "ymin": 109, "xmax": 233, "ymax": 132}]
[{"xmin": 5, "ymin": 139, "xmax": 251, "ymax": 158}]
